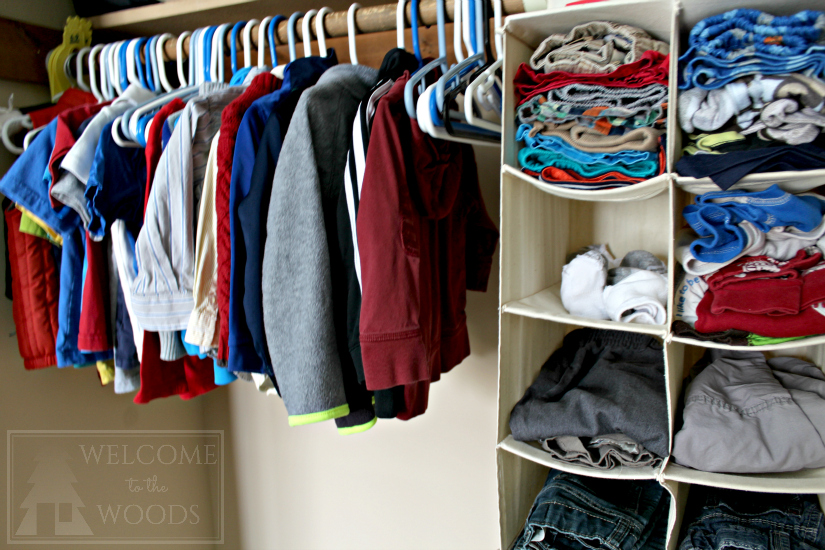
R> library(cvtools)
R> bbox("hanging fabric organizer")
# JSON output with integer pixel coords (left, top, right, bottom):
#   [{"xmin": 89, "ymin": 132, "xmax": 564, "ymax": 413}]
[{"xmin": 498, "ymin": 0, "xmax": 825, "ymax": 549}]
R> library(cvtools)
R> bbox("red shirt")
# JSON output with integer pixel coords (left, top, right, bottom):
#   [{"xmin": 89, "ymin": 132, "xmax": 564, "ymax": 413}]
[
  {"xmin": 357, "ymin": 74, "xmax": 499, "ymax": 419},
  {"xmin": 28, "ymin": 88, "xmax": 97, "ymax": 128},
  {"xmin": 215, "ymin": 73, "xmax": 280, "ymax": 360}
]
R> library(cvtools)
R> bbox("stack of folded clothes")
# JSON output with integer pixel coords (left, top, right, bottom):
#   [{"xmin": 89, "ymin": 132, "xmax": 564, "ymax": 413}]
[
  {"xmin": 513, "ymin": 21, "xmax": 670, "ymax": 190},
  {"xmin": 561, "ymin": 245, "xmax": 668, "ymax": 325},
  {"xmin": 513, "ymin": 470, "xmax": 670, "ymax": 550},
  {"xmin": 510, "ymin": 328, "xmax": 669, "ymax": 470},
  {"xmin": 679, "ymin": 486, "xmax": 825, "ymax": 550},
  {"xmin": 673, "ymin": 349, "xmax": 825, "ymax": 474},
  {"xmin": 673, "ymin": 184, "xmax": 825, "ymax": 343},
  {"xmin": 677, "ymin": 9, "xmax": 825, "ymax": 188}
]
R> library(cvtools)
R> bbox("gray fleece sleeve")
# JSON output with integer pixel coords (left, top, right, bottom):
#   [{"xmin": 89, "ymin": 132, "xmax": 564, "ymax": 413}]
[{"xmin": 261, "ymin": 96, "xmax": 349, "ymax": 426}]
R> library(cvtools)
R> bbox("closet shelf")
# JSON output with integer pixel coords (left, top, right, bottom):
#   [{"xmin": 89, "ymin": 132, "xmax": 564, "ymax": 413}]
[
  {"xmin": 670, "ymin": 334, "xmax": 825, "ymax": 352},
  {"xmin": 501, "ymin": 165, "xmax": 670, "ymax": 202},
  {"xmin": 674, "ymin": 170, "xmax": 825, "ymax": 195},
  {"xmin": 501, "ymin": 284, "xmax": 669, "ymax": 338},
  {"xmin": 498, "ymin": 436, "xmax": 660, "ymax": 480},
  {"xmin": 663, "ymin": 463, "xmax": 825, "ymax": 494}
]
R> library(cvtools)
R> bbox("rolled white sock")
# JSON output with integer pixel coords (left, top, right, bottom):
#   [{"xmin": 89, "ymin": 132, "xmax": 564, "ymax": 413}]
[
  {"xmin": 561, "ymin": 250, "xmax": 609, "ymax": 320},
  {"xmin": 603, "ymin": 270, "xmax": 668, "ymax": 325}
]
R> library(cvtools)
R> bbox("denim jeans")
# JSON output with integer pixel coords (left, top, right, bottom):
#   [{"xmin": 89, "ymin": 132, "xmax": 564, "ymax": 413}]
[
  {"xmin": 680, "ymin": 486, "xmax": 825, "ymax": 550},
  {"xmin": 513, "ymin": 470, "xmax": 670, "ymax": 550},
  {"xmin": 683, "ymin": 184, "xmax": 825, "ymax": 263}
]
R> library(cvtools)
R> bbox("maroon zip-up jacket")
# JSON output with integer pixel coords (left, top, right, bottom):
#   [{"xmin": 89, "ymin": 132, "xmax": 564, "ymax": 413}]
[{"xmin": 357, "ymin": 73, "xmax": 499, "ymax": 419}]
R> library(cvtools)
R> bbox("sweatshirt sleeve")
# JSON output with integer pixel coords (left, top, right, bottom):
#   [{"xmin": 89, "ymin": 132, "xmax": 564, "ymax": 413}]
[{"xmin": 261, "ymin": 98, "xmax": 350, "ymax": 426}]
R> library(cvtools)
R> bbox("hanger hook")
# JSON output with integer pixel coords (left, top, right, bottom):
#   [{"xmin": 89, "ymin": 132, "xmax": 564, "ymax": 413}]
[
  {"xmin": 348, "ymin": 4, "xmax": 361, "ymax": 65},
  {"xmin": 287, "ymin": 12, "xmax": 303, "ymax": 62},
  {"xmin": 176, "ymin": 30, "xmax": 191, "ymax": 87},
  {"xmin": 302, "ymin": 9, "xmax": 318, "ymax": 58},
  {"xmin": 229, "ymin": 22, "xmax": 245, "ymax": 75},
  {"xmin": 453, "ymin": 0, "xmax": 465, "ymax": 62},
  {"xmin": 75, "ymin": 47, "xmax": 91, "ymax": 92},
  {"xmin": 396, "ymin": 0, "xmax": 406, "ymax": 50},
  {"xmin": 147, "ymin": 36, "xmax": 160, "ymax": 91},
  {"xmin": 315, "ymin": 8, "xmax": 333, "ymax": 58},
  {"xmin": 125, "ymin": 39, "xmax": 140, "ymax": 86},
  {"xmin": 410, "ymin": 0, "xmax": 422, "ymax": 63},
  {"xmin": 243, "ymin": 20, "xmax": 259, "ymax": 68},
  {"xmin": 88, "ymin": 44, "xmax": 104, "ymax": 101},
  {"xmin": 257, "ymin": 16, "xmax": 273, "ymax": 67},
  {"xmin": 212, "ymin": 24, "xmax": 231, "ymax": 82},
  {"xmin": 155, "ymin": 33, "xmax": 174, "ymax": 91}
]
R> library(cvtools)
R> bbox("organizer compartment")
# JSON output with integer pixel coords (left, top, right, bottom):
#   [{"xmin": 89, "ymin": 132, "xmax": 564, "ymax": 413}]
[
  {"xmin": 501, "ymin": 0, "xmax": 676, "ymax": 201},
  {"xmin": 500, "ymin": 170, "xmax": 673, "ymax": 336},
  {"xmin": 671, "ymin": 0, "xmax": 825, "ymax": 188}
]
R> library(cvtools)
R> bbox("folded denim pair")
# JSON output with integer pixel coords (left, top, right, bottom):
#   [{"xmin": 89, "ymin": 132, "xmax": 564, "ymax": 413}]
[
  {"xmin": 513, "ymin": 470, "xmax": 670, "ymax": 550},
  {"xmin": 680, "ymin": 486, "xmax": 825, "ymax": 550}
]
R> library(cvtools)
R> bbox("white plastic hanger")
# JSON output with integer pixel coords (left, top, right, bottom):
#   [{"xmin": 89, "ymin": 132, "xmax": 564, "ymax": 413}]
[
  {"xmin": 257, "ymin": 16, "xmax": 274, "ymax": 68},
  {"xmin": 101, "ymin": 43, "xmax": 115, "ymax": 100},
  {"xmin": 243, "ymin": 20, "xmax": 259, "ymax": 69},
  {"xmin": 88, "ymin": 44, "xmax": 105, "ymax": 101},
  {"xmin": 396, "ymin": 0, "xmax": 406, "ymax": 49},
  {"xmin": 302, "ymin": 9, "xmax": 318, "ymax": 57},
  {"xmin": 176, "ymin": 30, "xmax": 191, "ymax": 88},
  {"xmin": 316, "ymin": 7, "xmax": 333, "ymax": 57},
  {"xmin": 211, "ymin": 23, "xmax": 231, "ymax": 82},
  {"xmin": 156, "ymin": 33, "xmax": 175, "ymax": 91},
  {"xmin": 348, "ymin": 4, "xmax": 361, "ymax": 65},
  {"xmin": 75, "ymin": 47, "xmax": 91, "ymax": 92},
  {"xmin": 453, "ymin": 0, "xmax": 465, "ymax": 62},
  {"xmin": 125, "ymin": 39, "xmax": 140, "ymax": 86}
]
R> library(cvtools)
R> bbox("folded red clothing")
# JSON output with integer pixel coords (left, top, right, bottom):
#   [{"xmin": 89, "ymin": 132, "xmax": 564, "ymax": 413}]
[
  {"xmin": 711, "ymin": 278, "xmax": 803, "ymax": 315},
  {"xmin": 514, "ymin": 51, "xmax": 670, "ymax": 106},
  {"xmin": 697, "ymin": 287, "xmax": 825, "ymax": 338},
  {"xmin": 707, "ymin": 249, "xmax": 823, "ymax": 291}
]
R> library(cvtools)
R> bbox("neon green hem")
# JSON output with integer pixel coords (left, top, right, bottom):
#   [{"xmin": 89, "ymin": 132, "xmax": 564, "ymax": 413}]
[
  {"xmin": 337, "ymin": 417, "xmax": 377, "ymax": 435},
  {"xmin": 288, "ymin": 404, "xmax": 350, "ymax": 426}
]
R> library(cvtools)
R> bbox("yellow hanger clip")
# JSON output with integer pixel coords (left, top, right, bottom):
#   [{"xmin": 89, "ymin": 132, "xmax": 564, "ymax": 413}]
[{"xmin": 48, "ymin": 16, "xmax": 93, "ymax": 101}]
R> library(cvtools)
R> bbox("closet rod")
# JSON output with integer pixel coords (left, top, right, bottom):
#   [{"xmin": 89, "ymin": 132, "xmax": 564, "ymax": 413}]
[{"xmin": 155, "ymin": 0, "xmax": 527, "ymax": 60}]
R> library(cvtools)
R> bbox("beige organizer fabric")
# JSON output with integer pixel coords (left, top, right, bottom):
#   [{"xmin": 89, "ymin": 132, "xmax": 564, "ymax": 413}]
[{"xmin": 496, "ymin": 1, "xmax": 825, "ymax": 549}]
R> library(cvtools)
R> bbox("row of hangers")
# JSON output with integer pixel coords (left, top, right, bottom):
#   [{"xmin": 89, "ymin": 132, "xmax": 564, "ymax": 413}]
[{"xmin": 2, "ymin": 0, "xmax": 503, "ymax": 155}]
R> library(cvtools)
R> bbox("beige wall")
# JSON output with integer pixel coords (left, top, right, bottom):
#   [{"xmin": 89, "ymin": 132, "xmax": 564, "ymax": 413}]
[
  {"xmin": 0, "ymin": 1, "xmax": 502, "ymax": 548},
  {"xmin": 226, "ymin": 148, "xmax": 502, "ymax": 550}
]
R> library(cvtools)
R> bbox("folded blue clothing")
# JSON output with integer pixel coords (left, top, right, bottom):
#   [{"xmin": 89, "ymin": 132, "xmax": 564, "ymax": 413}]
[
  {"xmin": 517, "ymin": 124, "xmax": 654, "ymax": 165},
  {"xmin": 687, "ymin": 9, "xmax": 825, "ymax": 59},
  {"xmin": 520, "ymin": 147, "xmax": 660, "ymax": 178},
  {"xmin": 676, "ymin": 144, "xmax": 825, "ymax": 189},
  {"xmin": 683, "ymin": 184, "xmax": 825, "ymax": 263}
]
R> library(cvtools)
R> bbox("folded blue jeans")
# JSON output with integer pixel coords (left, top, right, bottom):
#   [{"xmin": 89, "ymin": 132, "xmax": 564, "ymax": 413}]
[
  {"xmin": 513, "ymin": 470, "xmax": 670, "ymax": 550},
  {"xmin": 684, "ymin": 184, "xmax": 825, "ymax": 262},
  {"xmin": 679, "ymin": 486, "xmax": 825, "ymax": 550}
]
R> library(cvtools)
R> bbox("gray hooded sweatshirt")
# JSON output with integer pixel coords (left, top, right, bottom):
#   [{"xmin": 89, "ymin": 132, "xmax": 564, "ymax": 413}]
[{"xmin": 262, "ymin": 64, "xmax": 377, "ymax": 426}]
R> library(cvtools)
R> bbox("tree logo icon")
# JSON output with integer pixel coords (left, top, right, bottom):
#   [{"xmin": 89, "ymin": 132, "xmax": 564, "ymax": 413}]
[{"xmin": 15, "ymin": 446, "xmax": 93, "ymax": 537}]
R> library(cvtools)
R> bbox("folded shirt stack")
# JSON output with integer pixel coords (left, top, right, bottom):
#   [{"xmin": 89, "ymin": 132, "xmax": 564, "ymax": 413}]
[
  {"xmin": 561, "ymin": 245, "xmax": 668, "ymax": 325},
  {"xmin": 510, "ymin": 328, "xmax": 669, "ymax": 470},
  {"xmin": 512, "ymin": 470, "xmax": 670, "ymax": 550},
  {"xmin": 676, "ymin": 9, "xmax": 825, "ymax": 188},
  {"xmin": 673, "ymin": 349, "xmax": 825, "ymax": 474},
  {"xmin": 679, "ymin": 486, "xmax": 825, "ymax": 550},
  {"xmin": 673, "ymin": 185, "xmax": 825, "ymax": 341},
  {"xmin": 513, "ymin": 21, "xmax": 669, "ymax": 190}
]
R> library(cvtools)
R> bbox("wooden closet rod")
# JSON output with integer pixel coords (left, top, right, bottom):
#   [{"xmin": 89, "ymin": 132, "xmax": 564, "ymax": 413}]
[{"xmin": 159, "ymin": 0, "xmax": 527, "ymax": 60}]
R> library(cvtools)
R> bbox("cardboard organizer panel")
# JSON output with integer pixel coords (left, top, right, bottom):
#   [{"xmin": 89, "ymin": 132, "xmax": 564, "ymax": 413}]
[{"xmin": 496, "ymin": 0, "xmax": 825, "ymax": 549}]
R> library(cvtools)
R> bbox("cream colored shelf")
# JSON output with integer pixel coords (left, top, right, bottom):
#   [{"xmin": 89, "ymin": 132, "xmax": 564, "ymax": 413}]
[
  {"xmin": 670, "ymin": 334, "xmax": 825, "ymax": 352},
  {"xmin": 501, "ymin": 284, "xmax": 669, "ymax": 337},
  {"xmin": 675, "ymin": 170, "xmax": 825, "ymax": 196},
  {"xmin": 497, "ymin": 436, "xmax": 661, "ymax": 480},
  {"xmin": 663, "ymin": 463, "xmax": 825, "ymax": 494},
  {"xmin": 501, "ymin": 165, "xmax": 670, "ymax": 203}
]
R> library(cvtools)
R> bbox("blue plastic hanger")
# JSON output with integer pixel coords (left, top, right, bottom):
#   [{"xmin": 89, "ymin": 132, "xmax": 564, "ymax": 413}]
[
  {"xmin": 211, "ymin": 24, "xmax": 231, "ymax": 82},
  {"xmin": 189, "ymin": 28, "xmax": 202, "ymax": 85},
  {"xmin": 287, "ymin": 12, "xmax": 304, "ymax": 62},
  {"xmin": 134, "ymin": 37, "xmax": 149, "ymax": 89},
  {"xmin": 435, "ymin": 0, "xmax": 484, "ymax": 112},
  {"xmin": 230, "ymin": 22, "xmax": 246, "ymax": 75},
  {"xmin": 268, "ymin": 16, "xmax": 286, "ymax": 65},
  {"xmin": 404, "ymin": 0, "xmax": 447, "ymax": 118},
  {"xmin": 202, "ymin": 26, "xmax": 217, "ymax": 81},
  {"xmin": 229, "ymin": 20, "xmax": 258, "ymax": 85}
]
